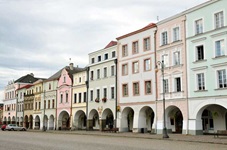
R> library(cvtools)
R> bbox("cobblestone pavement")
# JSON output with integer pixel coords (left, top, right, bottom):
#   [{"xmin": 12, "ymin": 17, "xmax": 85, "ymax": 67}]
[{"xmin": 29, "ymin": 130, "xmax": 227, "ymax": 145}]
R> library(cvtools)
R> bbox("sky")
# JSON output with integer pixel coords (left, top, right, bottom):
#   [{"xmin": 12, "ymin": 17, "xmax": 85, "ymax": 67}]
[{"xmin": 0, "ymin": 0, "xmax": 208, "ymax": 102}]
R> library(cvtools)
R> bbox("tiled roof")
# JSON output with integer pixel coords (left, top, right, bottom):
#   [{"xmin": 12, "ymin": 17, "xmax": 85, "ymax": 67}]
[
  {"xmin": 14, "ymin": 74, "xmax": 41, "ymax": 84},
  {"xmin": 104, "ymin": 41, "xmax": 117, "ymax": 49},
  {"xmin": 17, "ymin": 84, "xmax": 33, "ymax": 90}
]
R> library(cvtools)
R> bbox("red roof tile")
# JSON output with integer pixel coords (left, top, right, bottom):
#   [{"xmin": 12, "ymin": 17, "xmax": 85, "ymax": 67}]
[{"xmin": 104, "ymin": 41, "xmax": 117, "ymax": 49}]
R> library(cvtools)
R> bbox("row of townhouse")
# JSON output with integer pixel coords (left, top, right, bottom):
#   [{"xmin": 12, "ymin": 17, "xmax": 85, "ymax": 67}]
[{"xmin": 2, "ymin": 0, "xmax": 227, "ymax": 135}]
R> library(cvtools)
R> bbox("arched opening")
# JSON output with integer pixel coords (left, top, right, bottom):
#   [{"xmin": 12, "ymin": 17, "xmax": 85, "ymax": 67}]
[
  {"xmin": 102, "ymin": 109, "xmax": 114, "ymax": 130},
  {"xmin": 3, "ymin": 117, "xmax": 7, "ymax": 125},
  {"xmin": 12, "ymin": 116, "xmax": 16, "ymax": 124},
  {"xmin": 88, "ymin": 109, "xmax": 99, "ymax": 130},
  {"xmin": 49, "ymin": 115, "xmax": 54, "ymax": 130},
  {"xmin": 74, "ymin": 110, "xmax": 86, "ymax": 130},
  {"xmin": 24, "ymin": 115, "xmax": 29, "ymax": 128},
  {"xmin": 16, "ymin": 117, "xmax": 19, "ymax": 126},
  {"xmin": 121, "ymin": 107, "xmax": 134, "ymax": 132},
  {"xmin": 166, "ymin": 106, "xmax": 183, "ymax": 134},
  {"xmin": 138, "ymin": 106, "xmax": 155, "ymax": 133},
  {"xmin": 29, "ymin": 115, "xmax": 33, "ymax": 129},
  {"xmin": 58, "ymin": 111, "xmax": 70, "ymax": 130},
  {"xmin": 7, "ymin": 116, "xmax": 11, "ymax": 124},
  {"xmin": 20, "ymin": 117, "xmax": 23, "ymax": 127},
  {"xmin": 43, "ymin": 115, "xmax": 48, "ymax": 130},
  {"xmin": 35, "ymin": 115, "xmax": 40, "ymax": 130}
]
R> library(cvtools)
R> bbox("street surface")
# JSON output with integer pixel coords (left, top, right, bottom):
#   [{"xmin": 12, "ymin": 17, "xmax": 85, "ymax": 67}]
[{"xmin": 0, "ymin": 131, "xmax": 226, "ymax": 150}]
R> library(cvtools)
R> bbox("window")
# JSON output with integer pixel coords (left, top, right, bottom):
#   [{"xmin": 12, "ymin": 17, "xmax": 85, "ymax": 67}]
[
  {"xmin": 161, "ymin": 31, "xmax": 168, "ymax": 45},
  {"xmin": 52, "ymin": 99, "xmax": 54, "ymax": 108},
  {"xmin": 49, "ymin": 83, "xmax": 51, "ymax": 90},
  {"xmin": 133, "ymin": 61, "xmax": 139, "ymax": 73},
  {"xmin": 144, "ymin": 37, "xmax": 150, "ymax": 51},
  {"xmin": 122, "ymin": 64, "xmax": 128, "ymax": 75},
  {"xmin": 145, "ymin": 81, "xmax": 151, "ymax": 94},
  {"xmin": 98, "ymin": 56, "xmax": 101, "ymax": 62},
  {"xmin": 97, "ymin": 89, "xmax": 100, "ymax": 100},
  {"xmin": 111, "ymin": 66, "xmax": 115, "ymax": 76},
  {"xmin": 196, "ymin": 45, "xmax": 204, "ymax": 61},
  {"xmin": 79, "ymin": 93, "xmax": 82, "ymax": 103},
  {"xmin": 60, "ymin": 94, "xmax": 63, "ymax": 103},
  {"xmin": 215, "ymin": 40, "xmax": 225, "ymax": 57},
  {"xmin": 66, "ymin": 93, "xmax": 68, "ymax": 103},
  {"xmin": 173, "ymin": 27, "xmax": 180, "ymax": 42},
  {"xmin": 104, "ymin": 53, "xmax": 108, "ymax": 60},
  {"xmin": 112, "ymin": 51, "xmax": 116, "ymax": 58},
  {"xmin": 44, "ymin": 100, "xmax": 46, "ymax": 109},
  {"xmin": 122, "ymin": 84, "xmax": 128, "ymax": 97},
  {"xmin": 91, "ymin": 58, "xmax": 95, "ymax": 64},
  {"xmin": 90, "ymin": 71, "xmax": 94, "ymax": 80},
  {"xmin": 111, "ymin": 87, "xmax": 115, "ymax": 99},
  {"xmin": 79, "ymin": 77, "xmax": 82, "ymax": 83},
  {"xmin": 217, "ymin": 70, "xmax": 227, "ymax": 88},
  {"xmin": 63, "ymin": 76, "xmax": 66, "ymax": 83},
  {"xmin": 74, "ymin": 93, "xmax": 77, "ymax": 103},
  {"xmin": 197, "ymin": 73, "xmax": 205, "ymax": 90},
  {"xmin": 175, "ymin": 77, "xmax": 181, "ymax": 92},
  {"xmin": 195, "ymin": 19, "xmax": 203, "ymax": 34},
  {"xmin": 104, "ymin": 67, "xmax": 107, "ymax": 78},
  {"xmin": 132, "ymin": 41, "xmax": 139, "ymax": 54},
  {"xmin": 122, "ymin": 45, "xmax": 128, "ymax": 57},
  {"xmin": 133, "ymin": 82, "xmax": 139, "ymax": 95},
  {"xmin": 215, "ymin": 11, "xmax": 224, "ymax": 29},
  {"xmin": 173, "ymin": 51, "xmax": 180, "ymax": 65},
  {"xmin": 97, "ymin": 69, "xmax": 100, "ymax": 79},
  {"xmin": 39, "ymin": 102, "xmax": 40, "ymax": 110},
  {"xmin": 144, "ymin": 59, "xmax": 151, "ymax": 71},
  {"xmin": 83, "ymin": 92, "xmax": 86, "ymax": 102},
  {"xmin": 90, "ymin": 90, "xmax": 93, "ymax": 101},
  {"xmin": 162, "ymin": 54, "xmax": 169, "ymax": 67},
  {"xmin": 103, "ymin": 88, "xmax": 107, "ymax": 98},
  {"xmin": 163, "ymin": 79, "xmax": 169, "ymax": 93},
  {"xmin": 35, "ymin": 102, "xmax": 37, "ymax": 110},
  {"xmin": 48, "ymin": 100, "xmax": 50, "ymax": 109}
]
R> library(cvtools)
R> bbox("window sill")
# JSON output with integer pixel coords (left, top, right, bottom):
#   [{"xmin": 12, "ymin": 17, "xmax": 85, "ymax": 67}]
[
  {"xmin": 171, "ymin": 64, "xmax": 183, "ymax": 68},
  {"xmin": 172, "ymin": 40, "xmax": 182, "ymax": 43},
  {"xmin": 194, "ymin": 90, "xmax": 208, "ymax": 92},
  {"xmin": 193, "ymin": 59, "xmax": 207, "ymax": 64},
  {"xmin": 172, "ymin": 91, "xmax": 184, "ymax": 94},
  {"xmin": 160, "ymin": 43, "xmax": 169, "ymax": 47},
  {"xmin": 212, "ymin": 55, "xmax": 227, "ymax": 60},
  {"xmin": 214, "ymin": 87, "xmax": 227, "ymax": 91}
]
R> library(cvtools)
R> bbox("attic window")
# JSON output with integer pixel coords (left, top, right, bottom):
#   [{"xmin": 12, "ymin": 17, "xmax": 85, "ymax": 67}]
[
  {"xmin": 63, "ymin": 76, "xmax": 66, "ymax": 83},
  {"xmin": 91, "ymin": 58, "xmax": 95, "ymax": 64},
  {"xmin": 98, "ymin": 56, "xmax": 101, "ymax": 62},
  {"xmin": 104, "ymin": 53, "xmax": 108, "ymax": 60}
]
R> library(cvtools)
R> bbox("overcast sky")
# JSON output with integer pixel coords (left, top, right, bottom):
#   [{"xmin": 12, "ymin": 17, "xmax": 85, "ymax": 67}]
[{"xmin": 0, "ymin": 0, "xmax": 208, "ymax": 102}]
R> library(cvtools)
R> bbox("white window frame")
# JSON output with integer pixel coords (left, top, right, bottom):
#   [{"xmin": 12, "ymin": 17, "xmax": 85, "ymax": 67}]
[
  {"xmin": 214, "ymin": 11, "xmax": 224, "ymax": 29},
  {"xmin": 195, "ymin": 19, "xmax": 203, "ymax": 34},
  {"xmin": 172, "ymin": 26, "xmax": 180, "ymax": 42},
  {"xmin": 173, "ymin": 50, "xmax": 180, "ymax": 66}
]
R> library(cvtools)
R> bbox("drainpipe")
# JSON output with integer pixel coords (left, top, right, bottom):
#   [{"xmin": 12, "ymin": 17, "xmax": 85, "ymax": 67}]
[
  {"xmin": 15, "ymin": 90, "xmax": 18, "ymax": 126},
  {"xmin": 86, "ymin": 67, "xmax": 90, "ymax": 130},
  {"xmin": 70, "ymin": 80, "xmax": 73, "ymax": 130},
  {"xmin": 154, "ymin": 28, "xmax": 158, "ymax": 134},
  {"xmin": 55, "ymin": 89, "xmax": 57, "ymax": 130},
  {"xmin": 114, "ymin": 59, "xmax": 118, "ymax": 128}
]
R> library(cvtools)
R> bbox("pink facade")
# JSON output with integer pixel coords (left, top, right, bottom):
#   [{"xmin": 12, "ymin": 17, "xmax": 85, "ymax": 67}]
[{"xmin": 156, "ymin": 15, "xmax": 188, "ymax": 134}]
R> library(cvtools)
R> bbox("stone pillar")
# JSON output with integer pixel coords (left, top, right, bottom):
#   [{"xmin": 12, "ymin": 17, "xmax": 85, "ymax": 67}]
[
  {"xmin": 87, "ymin": 119, "xmax": 93, "ymax": 130},
  {"xmin": 188, "ymin": 119, "xmax": 203, "ymax": 135},
  {"xmin": 132, "ymin": 112, "xmax": 139, "ymax": 133}
]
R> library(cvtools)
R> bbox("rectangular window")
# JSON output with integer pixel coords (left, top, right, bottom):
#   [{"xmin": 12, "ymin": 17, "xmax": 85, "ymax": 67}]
[
  {"xmin": 122, "ymin": 45, "xmax": 128, "ymax": 57},
  {"xmin": 215, "ymin": 11, "xmax": 224, "ymax": 29},
  {"xmin": 104, "ymin": 53, "xmax": 108, "ymax": 60},
  {"xmin": 48, "ymin": 100, "xmax": 50, "ymax": 109},
  {"xmin": 195, "ymin": 19, "xmax": 203, "ymax": 34},
  {"xmin": 144, "ymin": 59, "xmax": 151, "ymax": 71},
  {"xmin": 35, "ymin": 102, "xmax": 37, "ymax": 110},
  {"xmin": 97, "ymin": 69, "xmax": 100, "ymax": 79},
  {"xmin": 133, "ymin": 61, "xmax": 139, "ymax": 73},
  {"xmin": 122, "ymin": 64, "xmax": 128, "ymax": 75},
  {"xmin": 104, "ymin": 67, "xmax": 107, "ymax": 78},
  {"xmin": 98, "ymin": 56, "xmax": 101, "ymax": 62},
  {"xmin": 133, "ymin": 82, "xmax": 139, "ymax": 95},
  {"xmin": 90, "ymin": 90, "xmax": 93, "ymax": 101},
  {"xmin": 161, "ymin": 31, "xmax": 168, "ymax": 45},
  {"xmin": 173, "ymin": 51, "xmax": 180, "ymax": 65},
  {"xmin": 66, "ymin": 93, "xmax": 68, "ymax": 103},
  {"xmin": 175, "ymin": 77, "xmax": 181, "ymax": 92},
  {"xmin": 112, "ymin": 51, "xmax": 116, "ymax": 58},
  {"xmin": 83, "ymin": 92, "xmax": 86, "ymax": 102},
  {"xmin": 145, "ymin": 81, "xmax": 151, "ymax": 94},
  {"xmin": 103, "ymin": 88, "xmax": 107, "ymax": 98},
  {"xmin": 197, "ymin": 73, "xmax": 205, "ymax": 90},
  {"xmin": 173, "ymin": 27, "xmax": 180, "ymax": 41},
  {"xmin": 215, "ymin": 40, "xmax": 225, "ymax": 57},
  {"xmin": 79, "ymin": 93, "xmax": 82, "ymax": 103},
  {"xmin": 132, "ymin": 41, "xmax": 139, "ymax": 54},
  {"xmin": 39, "ymin": 102, "xmax": 40, "ymax": 110},
  {"xmin": 123, "ymin": 84, "xmax": 128, "ymax": 97},
  {"xmin": 60, "ymin": 94, "xmax": 63, "ymax": 103},
  {"xmin": 163, "ymin": 79, "xmax": 169, "ymax": 93},
  {"xmin": 162, "ymin": 54, "xmax": 169, "ymax": 67},
  {"xmin": 44, "ymin": 100, "xmax": 46, "ymax": 109},
  {"xmin": 79, "ymin": 77, "xmax": 82, "ymax": 83},
  {"xmin": 111, "ymin": 66, "xmax": 115, "ymax": 76},
  {"xmin": 52, "ymin": 99, "xmax": 54, "ymax": 108},
  {"xmin": 90, "ymin": 71, "xmax": 94, "ymax": 80},
  {"xmin": 196, "ymin": 45, "xmax": 204, "ymax": 61},
  {"xmin": 91, "ymin": 58, "xmax": 95, "ymax": 64},
  {"xmin": 74, "ymin": 93, "xmax": 77, "ymax": 103},
  {"xmin": 218, "ymin": 70, "xmax": 227, "ymax": 88},
  {"xmin": 111, "ymin": 87, "xmax": 115, "ymax": 99},
  {"xmin": 97, "ymin": 89, "xmax": 100, "ymax": 100},
  {"xmin": 144, "ymin": 37, "xmax": 150, "ymax": 51}
]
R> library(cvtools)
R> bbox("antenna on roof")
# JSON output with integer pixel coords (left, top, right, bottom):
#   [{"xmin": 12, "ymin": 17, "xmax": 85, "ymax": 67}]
[{"xmin": 157, "ymin": 16, "xmax": 159, "ymax": 22}]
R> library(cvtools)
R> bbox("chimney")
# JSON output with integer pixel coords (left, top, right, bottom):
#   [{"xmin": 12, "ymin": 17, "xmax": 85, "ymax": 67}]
[{"xmin": 69, "ymin": 63, "xmax": 74, "ymax": 70}]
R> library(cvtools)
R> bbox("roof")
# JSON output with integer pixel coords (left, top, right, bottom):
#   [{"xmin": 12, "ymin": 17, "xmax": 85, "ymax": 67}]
[
  {"xmin": 14, "ymin": 74, "xmax": 42, "ymax": 84},
  {"xmin": 17, "ymin": 84, "xmax": 33, "ymax": 90},
  {"xmin": 116, "ymin": 23, "xmax": 156, "ymax": 40},
  {"xmin": 104, "ymin": 41, "xmax": 117, "ymax": 49}
]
